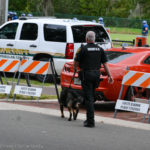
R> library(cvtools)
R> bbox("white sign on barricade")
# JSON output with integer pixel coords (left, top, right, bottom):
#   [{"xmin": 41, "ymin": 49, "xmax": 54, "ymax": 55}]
[
  {"xmin": 0, "ymin": 58, "xmax": 20, "ymax": 99},
  {"xmin": 0, "ymin": 85, "xmax": 12, "ymax": 94},
  {"xmin": 0, "ymin": 58, "xmax": 60, "ymax": 103},
  {"xmin": 114, "ymin": 70, "xmax": 150, "ymax": 123},
  {"xmin": 14, "ymin": 85, "xmax": 42, "ymax": 97},
  {"xmin": 115, "ymin": 99, "xmax": 149, "ymax": 114},
  {"xmin": 13, "ymin": 59, "xmax": 50, "ymax": 101}
]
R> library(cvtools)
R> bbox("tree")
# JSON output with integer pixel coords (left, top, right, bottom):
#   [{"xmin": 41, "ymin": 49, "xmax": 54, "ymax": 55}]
[
  {"xmin": 9, "ymin": 0, "xmax": 54, "ymax": 16},
  {"xmin": 42, "ymin": 0, "xmax": 54, "ymax": 16},
  {"xmin": 54, "ymin": 0, "xmax": 80, "ymax": 14}
]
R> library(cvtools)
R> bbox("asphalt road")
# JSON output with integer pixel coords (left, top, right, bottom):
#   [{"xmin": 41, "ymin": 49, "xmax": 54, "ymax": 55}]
[{"xmin": 0, "ymin": 109, "xmax": 150, "ymax": 150}]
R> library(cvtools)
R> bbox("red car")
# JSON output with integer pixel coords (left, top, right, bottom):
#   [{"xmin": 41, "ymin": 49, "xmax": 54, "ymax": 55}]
[{"xmin": 61, "ymin": 47, "xmax": 150, "ymax": 102}]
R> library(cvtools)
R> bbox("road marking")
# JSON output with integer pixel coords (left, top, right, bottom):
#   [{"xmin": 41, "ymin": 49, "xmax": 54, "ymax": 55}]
[{"xmin": 0, "ymin": 101, "xmax": 150, "ymax": 131}]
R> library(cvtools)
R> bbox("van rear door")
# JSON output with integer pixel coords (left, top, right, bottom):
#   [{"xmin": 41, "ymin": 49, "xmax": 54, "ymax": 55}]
[{"xmin": 71, "ymin": 25, "xmax": 111, "ymax": 57}]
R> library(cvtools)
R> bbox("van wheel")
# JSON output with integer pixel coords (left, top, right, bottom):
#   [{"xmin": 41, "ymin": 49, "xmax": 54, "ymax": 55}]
[
  {"xmin": 35, "ymin": 58, "xmax": 53, "ymax": 83},
  {"xmin": 36, "ymin": 73, "xmax": 53, "ymax": 83}
]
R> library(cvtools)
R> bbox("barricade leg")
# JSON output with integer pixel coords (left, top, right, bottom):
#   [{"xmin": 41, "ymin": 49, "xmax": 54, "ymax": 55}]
[
  {"xmin": 3, "ymin": 72, "xmax": 9, "ymax": 85},
  {"xmin": 36, "ymin": 73, "xmax": 47, "ymax": 102},
  {"xmin": 148, "ymin": 113, "xmax": 150, "ymax": 123},
  {"xmin": 2, "ymin": 72, "xmax": 13, "ymax": 100},
  {"xmin": 114, "ymin": 84, "xmax": 124, "ymax": 118},
  {"xmin": 49, "ymin": 58, "xmax": 60, "ymax": 103},
  {"xmin": 0, "ymin": 74, "xmax": 3, "ymax": 84},
  {"xmin": 147, "ymin": 98, "xmax": 150, "ymax": 123},
  {"xmin": 24, "ymin": 73, "xmax": 31, "ymax": 87},
  {"xmin": 131, "ymin": 86, "xmax": 139, "ymax": 118},
  {"xmin": 13, "ymin": 72, "xmax": 21, "ymax": 102},
  {"xmin": 24, "ymin": 73, "xmax": 34, "ymax": 100},
  {"xmin": 143, "ymin": 115, "xmax": 147, "ymax": 123}
]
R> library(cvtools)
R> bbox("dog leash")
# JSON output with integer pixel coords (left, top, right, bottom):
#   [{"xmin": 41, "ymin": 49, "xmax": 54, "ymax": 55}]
[{"xmin": 69, "ymin": 70, "xmax": 76, "ymax": 89}]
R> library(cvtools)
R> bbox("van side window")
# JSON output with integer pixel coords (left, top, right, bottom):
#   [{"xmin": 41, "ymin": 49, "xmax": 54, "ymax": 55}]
[
  {"xmin": 143, "ymin": 56, "xmax": 150, "ymax": 64},
  {"xmin": 20, "ymin": 23, "xmax": 38, "ymax": 40},
  {"xmin": 0, "ymin": 23, "xmax": 18, "ymax": 39},
  {"xmin": 44, "ymin": 24, "xmax": 66, "ymax": 42}
]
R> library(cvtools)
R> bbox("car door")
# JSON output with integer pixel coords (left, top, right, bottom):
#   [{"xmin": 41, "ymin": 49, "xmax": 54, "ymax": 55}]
[
  {"xmin": 15, "ymin": 22, "xmax": 39, "ymax": 60},
  {"xmin": 0, "ymin": 22, "xmax": 18, "ymax": 58},
  {"xmin": 140, "ymin": 55, "xmax": 150, "ymax": 73}
]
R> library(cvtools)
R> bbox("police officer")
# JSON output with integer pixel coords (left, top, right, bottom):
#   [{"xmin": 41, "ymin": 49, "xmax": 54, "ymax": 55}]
[
  {"xmin": 74, "ymin": 31, "xmax": 113, "ymax": 128},
  {"xmin": 12, "ymin": 12, "xmax": 18, "ymax": 20},
  {"xmin": 98, "ymin": 17, "xmax": 105, "ymax": 26},
  {"xmin": 142, "ymin": 20, "xmax": 149, "ymax": 36}
]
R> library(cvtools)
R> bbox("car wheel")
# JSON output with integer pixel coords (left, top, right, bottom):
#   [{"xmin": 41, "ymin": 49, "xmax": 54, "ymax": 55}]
[
  {"xmin": 35, "ymin": 58, "xmax": 53, "ymax": 83},
  {"xmin": 124, "ymin": 86, "xmax": 148, "ymax": 101}
]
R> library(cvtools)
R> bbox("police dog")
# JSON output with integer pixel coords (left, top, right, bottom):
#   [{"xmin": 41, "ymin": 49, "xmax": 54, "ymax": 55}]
[{"xmin": 60, "ymin": 88, "xmax": 83, "ymax": 121}]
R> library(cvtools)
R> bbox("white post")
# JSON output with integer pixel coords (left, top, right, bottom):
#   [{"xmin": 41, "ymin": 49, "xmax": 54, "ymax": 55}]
[
  {"xmin": 0, "ymin": 0, "xmax": 9, "ymax": 25},
  {"xmin": 5, "ymin": 0, "xmax": 9, "ymax": 22}
]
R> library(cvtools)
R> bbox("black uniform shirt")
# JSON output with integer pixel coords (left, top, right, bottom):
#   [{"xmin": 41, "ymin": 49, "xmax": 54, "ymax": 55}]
[{"xmin": 74, "ymin": 43, "xmax": 107, "ymax": 70}]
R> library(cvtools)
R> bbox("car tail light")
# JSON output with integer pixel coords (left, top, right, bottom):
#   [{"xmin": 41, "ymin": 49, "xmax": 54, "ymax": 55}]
[
  {"xmin": 100, "ymin": 68, "xmax": 107, "ymax": 76},
  {"xmin": 64, "ymin": 66, "xmax": 71, "ymax": 72},
  {"xmin": 65, "ymin": 43, "xmax": 74, "ymax": 59},
  {"xmin": 63, "ymin": 63, "xmax": 74, "ymax": 72}
]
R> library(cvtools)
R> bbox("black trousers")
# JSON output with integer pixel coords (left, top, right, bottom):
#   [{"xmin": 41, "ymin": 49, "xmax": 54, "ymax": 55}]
[{"xmin": 81, "ymin": 71, "xmax": 100, "ymax": 124}]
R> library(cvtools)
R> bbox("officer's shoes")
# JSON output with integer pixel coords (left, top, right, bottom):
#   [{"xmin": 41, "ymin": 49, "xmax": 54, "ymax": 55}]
[{"xmin": 83, "ymin": 120, "xmax": 95, "ymax": 128}]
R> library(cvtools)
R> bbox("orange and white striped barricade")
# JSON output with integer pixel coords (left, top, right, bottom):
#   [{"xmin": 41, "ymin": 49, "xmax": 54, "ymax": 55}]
[
  {"xmin": 0, "ymin": 58, "xmax": 20, "ymax": 99},
  {"xmin": 13, "ymin": 59, "xmax": 50, "ymax": 101},
  {"xmin": 114, "ymin": 70, "xmax": 150, "ymax": 122}
]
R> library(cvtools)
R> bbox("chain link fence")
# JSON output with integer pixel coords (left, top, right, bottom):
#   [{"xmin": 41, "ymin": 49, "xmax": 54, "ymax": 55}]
[
  {"xmin": 9, "ymin": 11, "xmax": 150, "ymax": 29},
  {"xmin": 54, "ymin": 13, "xmax": 150, "ymax": 29}
]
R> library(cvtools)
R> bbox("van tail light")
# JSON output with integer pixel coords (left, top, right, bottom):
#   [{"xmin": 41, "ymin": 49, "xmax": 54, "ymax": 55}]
[{"xmin": 65, "ymin": 43, "xmax": 74, "ymax": 59}]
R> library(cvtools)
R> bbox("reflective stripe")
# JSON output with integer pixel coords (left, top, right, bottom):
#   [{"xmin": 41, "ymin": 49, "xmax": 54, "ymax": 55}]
[
  {"xmin": 0, "ymin": 59, "xmax": 20, "ymax": 72},
  {"xmin": 19, "ymin": 60, "xmax": 49, "ymax": 75},
  {"xmin": 122, "ymin": 70, "xmax": 150, "ymax": 88}
]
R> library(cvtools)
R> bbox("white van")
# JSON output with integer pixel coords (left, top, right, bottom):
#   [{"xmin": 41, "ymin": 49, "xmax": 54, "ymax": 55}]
[{"xmin": 0, "ymin": 18, "xmax": 112, "ymax": 81}]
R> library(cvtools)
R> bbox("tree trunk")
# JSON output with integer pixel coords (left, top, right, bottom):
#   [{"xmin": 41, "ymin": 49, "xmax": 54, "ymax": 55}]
[{"xmin": 42, "ymin": 0, "xmax": 54, "ymax": 16}]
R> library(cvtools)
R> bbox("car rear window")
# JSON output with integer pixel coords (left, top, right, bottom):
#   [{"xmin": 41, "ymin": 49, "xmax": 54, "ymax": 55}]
[
  {"xmin": 44, "ymin": 24, "xmax": 66, "ymax": 42},
  {"xmin": 71, "ymin": 25, "xmax": 110, "ymax": 43},
  {"xmin": 105, "ymin": 51, "xmax": 134, "ymax": 63}
]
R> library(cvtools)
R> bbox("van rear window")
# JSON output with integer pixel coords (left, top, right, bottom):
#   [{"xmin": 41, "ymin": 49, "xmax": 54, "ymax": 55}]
[
  {"xmin": 105, "ymin": 51, "xmax": 134, "ymax": 63},
  {"xmin": 71, "ymin": 25, "xmax": 110, "ymax": 43},
  {"xmin": 44, "ymin": 24, "xmax": 66, "ymax": 42}
]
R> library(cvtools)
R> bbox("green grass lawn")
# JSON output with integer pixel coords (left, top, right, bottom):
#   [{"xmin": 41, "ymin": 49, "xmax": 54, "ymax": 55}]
[
  {"xmin": 1, "ymin": 76, "xmax": 53, "ymax": 86},
  {"xmin": 109, "ymin": 27, "xmax": 141, "ymax": 35},
  {"xmin": 0, "ymin": 76, "xmax": 60, "ymax": 100},
  {"xmin": 109, "ymin": 27, "xmax": 150, "ymax": 46}
]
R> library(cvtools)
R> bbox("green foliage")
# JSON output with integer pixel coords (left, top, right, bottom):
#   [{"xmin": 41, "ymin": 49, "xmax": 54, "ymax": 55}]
[
  {"xmin": 53, "ymin": 0, "xmax": 80, "ymax": 14},
  {"xmin": 9, "ymin": 0, "xmax": 28, "ymax": 11},
  {"xmin": 9, "ymin": 0, "xmax": 150, "ymax": 19},
  {"xmin": 9, "ymin": 0, "xmax": 42, "ymax": 13}
]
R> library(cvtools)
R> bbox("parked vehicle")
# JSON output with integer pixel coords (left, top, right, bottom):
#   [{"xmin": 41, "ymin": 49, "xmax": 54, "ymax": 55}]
[
  {"xmin": 0, "ymin": 18, "xmax": 111, "ymax": 81},
  {"xmin": 61, "ymin": 47, "xmax": 150, "ymax": 102}
]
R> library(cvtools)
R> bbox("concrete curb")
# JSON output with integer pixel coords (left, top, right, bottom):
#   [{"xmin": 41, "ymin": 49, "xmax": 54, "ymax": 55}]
[{"xmin": 0, "ymin": 101, "xmax": 150, "ymax": 131}]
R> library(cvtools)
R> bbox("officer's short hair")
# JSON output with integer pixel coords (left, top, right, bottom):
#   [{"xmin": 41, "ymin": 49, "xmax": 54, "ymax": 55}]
[{"xmin": 86, "ymin": 31, "xmax": 95, "ymax": 43}]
